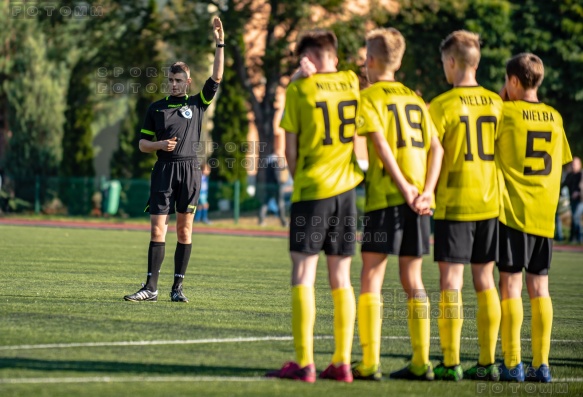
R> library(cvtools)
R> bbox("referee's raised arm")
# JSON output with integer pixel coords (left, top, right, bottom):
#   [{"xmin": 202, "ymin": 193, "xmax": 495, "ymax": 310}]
[{"xmin": 212, "ymin": 16, "xmax": 224, "ymax": 83}]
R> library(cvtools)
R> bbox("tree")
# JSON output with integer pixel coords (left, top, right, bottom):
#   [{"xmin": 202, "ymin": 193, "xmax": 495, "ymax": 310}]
[
  {"xmin": 209, "ymin": 64, "xmax": 249, "ymax": 204},
  {"xmin": 381, "ymin": 0, "xmax": 582, "ymax": 154},
  {"xmin": 61, "ymin": 62, "xmax": 95, "ymax": 177},
  {"xmin": 510, "ymin": 0, "xmax": 583, "ymax": 156},
  {"xmin": 378, "ymin": 0, "xmax": 513, "ymax": 100},
  {"xmin": 108, "ymin": 0, "xmax": 169, "ymax": 179},
  {"xmin": 0, "ymin": 0, "xmax": 121, "ymax": 179},
  {"xmin": 2, "ymin": 20, "xmax": 68, "ymax": 179}
]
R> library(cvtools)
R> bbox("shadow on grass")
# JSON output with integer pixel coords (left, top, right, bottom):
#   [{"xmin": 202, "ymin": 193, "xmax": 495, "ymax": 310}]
[{"xmin": 0, "ymin": 358, "xmax": 268, "ymax": 376}]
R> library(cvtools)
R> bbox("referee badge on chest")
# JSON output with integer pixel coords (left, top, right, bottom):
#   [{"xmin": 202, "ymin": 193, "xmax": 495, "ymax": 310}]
[{"xmin": 179, "ymin": 105, "xmax": 192, "ymax": 119}]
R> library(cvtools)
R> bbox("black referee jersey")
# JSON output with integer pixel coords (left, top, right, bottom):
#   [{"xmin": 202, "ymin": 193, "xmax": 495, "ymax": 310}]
[{"xmin": 140, "ymin": 78, "xmax": 220, "ymax": 161}]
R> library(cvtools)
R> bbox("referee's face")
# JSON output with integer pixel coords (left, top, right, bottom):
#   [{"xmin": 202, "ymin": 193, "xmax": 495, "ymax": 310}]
[{"xmin": 168, "ymin": 72, "xmax": 191, "ymax": 97}]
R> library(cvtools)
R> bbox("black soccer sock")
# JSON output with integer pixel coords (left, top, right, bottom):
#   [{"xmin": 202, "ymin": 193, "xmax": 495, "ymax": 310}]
[
  {"xmin": 144, "ymin": 241, "xmax": 165, "ymax": 292},
  {"xmin": 173, "ymin": 242, "xmax": 192, "ymax": 289}
]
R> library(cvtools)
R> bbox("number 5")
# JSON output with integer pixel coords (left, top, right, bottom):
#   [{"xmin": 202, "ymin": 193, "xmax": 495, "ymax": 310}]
[{"xmin": 524, "ymin": 130, "xmax": 552, "ymax": 176}]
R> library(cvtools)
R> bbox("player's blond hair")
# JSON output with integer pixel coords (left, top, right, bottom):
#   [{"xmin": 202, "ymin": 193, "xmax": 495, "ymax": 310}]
[
  {"xmin": 440, "ymin": 30, "xmax": 481, "ymax": 68},
  {"xmin": 366, "ymin": 28, "xmax": 406, "ymax": 71},
  {"xmin": 506, "ymin": 53, "xmax": 544, "ymax": 89}
]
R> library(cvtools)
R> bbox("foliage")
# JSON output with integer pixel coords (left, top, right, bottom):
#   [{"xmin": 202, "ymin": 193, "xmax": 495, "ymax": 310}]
[
  {"xmin": 383, "ymin": 0, "xmax": 582, "ymax": 155},
  {"xmin": 109, "ymin": 0, "xmax": 168, "ymax": 179},
  {"xmin": 2, "ymin": 19, "xmax": 68, "ymax": 178},
  {"xmin": 61, "ymin": 62, "xmax": 95, "ymax": 177},
  {"xmin": 510, "ymin": 0, "xmax": 583, "ymax": 156},
  {"xmin": 331, "ymin": 15, "xmax": 368, "ymax": 75},
  {"xmin": 209, "ymin": 65, "xmax": 249, "ymax": 203}
]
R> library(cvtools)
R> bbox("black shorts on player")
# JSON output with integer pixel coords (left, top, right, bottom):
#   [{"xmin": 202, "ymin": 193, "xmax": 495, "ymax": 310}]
[
  {"xmin": 289, "ymin": 189, "xmax": 357, "ymax": 256},
  {"xmin": 434, "ymin": 218, "xmax": 499, "ymax": 264},
  {"xmin": 361, "ymin": 204, "xmax": 430, "ymax": 257},
  {"xmin": 146, "ymin": 159, "xmax": 201, "ymax": 215},
  {"xmin": 497, "ymin": 222, "xmax": 552, "ymax": 275}
]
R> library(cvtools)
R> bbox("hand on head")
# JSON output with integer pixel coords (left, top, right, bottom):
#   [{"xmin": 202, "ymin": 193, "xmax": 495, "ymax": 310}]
[{"xmin": 299, "ymin": 57, "xmax": 317, "ymax": 78}]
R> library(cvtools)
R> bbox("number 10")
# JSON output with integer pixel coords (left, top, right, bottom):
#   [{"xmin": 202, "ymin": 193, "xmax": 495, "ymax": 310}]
[{"xmin": 459, "ymin": 115, "xmax": 497, "ymax": 161}]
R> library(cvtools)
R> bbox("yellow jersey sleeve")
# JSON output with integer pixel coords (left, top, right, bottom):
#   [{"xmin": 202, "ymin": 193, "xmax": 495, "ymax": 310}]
[
  {"xmin": 429, "ymin": 86, "xmax": 503, "ymax": 221},
  {"xmin": 358, "ymin": 82, "xmax": 436, "ymax": 212},
  {"xmin": 429, "ymin": 100, "xmax": 447, "ymax": 142},
  {"xmin": 357, "ymin": 94, "xmax": 383, "ymax": 137},
  {"xmin": 562, "ymin": 128, "xmax": 573, "ymax": 165},
  {"xmin": 281, "ymin": 71, "xmax": 364, "ymax": 202},
  {"xmin": 280, "ymin": 84, "xmax": 300, "ymax": 134},
  {"xmin": 497, "ymin": 101, "xmax": 573, "ymax": 237}
]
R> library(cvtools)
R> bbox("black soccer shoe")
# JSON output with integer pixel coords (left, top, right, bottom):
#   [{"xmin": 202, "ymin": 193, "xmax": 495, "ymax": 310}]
[
  {"xmin": 170, "ymin": 285, "xmax": 189, "ymax": 303},
  {"xmin": 124, "ymin": 286, "xmax": 158, "ymax": 302},
  {"xmin": 390, "ymin": 363, "xmax": 434, "ymax": 381}
]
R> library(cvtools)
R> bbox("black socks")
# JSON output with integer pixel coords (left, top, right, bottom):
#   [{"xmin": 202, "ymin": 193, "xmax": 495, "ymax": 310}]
[
  {"xmin": 173, "ymin": 242, "xmax": 192, "ymax": 289},
  {"xmin": 145, "ymin": 241, "xmax": 165, "ymax": 292}
]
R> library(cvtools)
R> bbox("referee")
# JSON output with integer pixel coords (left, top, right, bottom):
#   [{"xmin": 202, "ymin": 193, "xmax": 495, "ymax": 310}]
[{"xmin": 124, "ymin": 17, "xmax": 224, "ymax": 303}]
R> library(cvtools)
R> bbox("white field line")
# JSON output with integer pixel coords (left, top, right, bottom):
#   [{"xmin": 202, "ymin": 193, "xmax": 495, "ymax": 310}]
[
  {"xmin": 0, "ymin": 335, "xmax": 581, "ymax": 351},
  {"xmin": 0, "ymin": 376, "xmax": 582, "ymax": 385},
  {"xmin": 0, "ymin": 336, "xmax": 295, "ymax": 351},
  {"xmin": 0, "ymin": 376, "xmax": 268, "ymax": 384}
]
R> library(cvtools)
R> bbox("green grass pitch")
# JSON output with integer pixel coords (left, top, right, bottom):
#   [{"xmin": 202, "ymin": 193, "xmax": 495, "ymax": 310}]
[{"xmin": 0, "ymin": 225, "xmax": 582, "ymax": 396}]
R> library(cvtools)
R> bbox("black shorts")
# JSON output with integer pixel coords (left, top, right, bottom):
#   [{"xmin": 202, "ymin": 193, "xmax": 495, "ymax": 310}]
[
  {"xmin": 146, "ymin": 159, "xmax": 201, "ymax": 215},
  {"xmin": 361, "ymin": 204, "xmax": 430, "ymax": 256},
  {"xmin": 434, "ymin": 218, "xmax": 499, "ymax": 264},
  {"xmin": 497, "ymin": 222, "xmax": 552, "ymax": 275},
  {"xmin": 290, "ymin": 189, "xmax": 357, "ymax": 256}
]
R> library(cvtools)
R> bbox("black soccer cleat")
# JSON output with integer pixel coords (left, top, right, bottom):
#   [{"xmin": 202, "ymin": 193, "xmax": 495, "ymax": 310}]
[
  {"xmin": 124, "ymin": 286, "xmax": 158, "ymax": 302},
  {"xmin": 390, "ymin": 363, "xmax": 434, "ymax": 381},
  {"xmin": 170, "ymin": 285, "xmax": 189, "ymax": 303}
]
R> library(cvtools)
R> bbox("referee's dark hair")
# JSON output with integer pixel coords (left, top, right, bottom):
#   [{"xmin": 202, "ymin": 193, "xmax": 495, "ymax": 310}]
[
  {"xmin": 170, "ymin": 61, "xmax": 190, "ymax": 77},
  {"xmin": 296, "ymin": 30, "xmax": 338, "ymax": 59}
]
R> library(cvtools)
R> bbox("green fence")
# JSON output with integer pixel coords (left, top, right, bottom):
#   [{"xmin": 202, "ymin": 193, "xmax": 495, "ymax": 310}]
[
  {"xmin": 0, "ymin": 175, "xmax": 309, "ymax": 223},
  {"xmin": 0, "ymin": 175, "xmax": 373, "ymax": 226}
]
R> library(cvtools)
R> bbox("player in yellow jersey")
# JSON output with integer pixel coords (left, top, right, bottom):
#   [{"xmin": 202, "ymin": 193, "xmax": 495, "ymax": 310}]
[
  {"xmin": 496, "ymin": 53, "xmax": 572, "ymax": 383},
  {"xmin": 265, "ymin": 30, "xmax": 363, "ymax": 383},
  {"xmin": 429, "ymin": 31, "xmax": 503, "ymax": 381},
  {"xmin": 350, "ymin": 28, "xmax": 443, "ymax": 382}
]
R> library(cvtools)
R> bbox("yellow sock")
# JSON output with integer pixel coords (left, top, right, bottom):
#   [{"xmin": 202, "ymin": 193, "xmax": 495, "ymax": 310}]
[
  {"xmin": 331, "ymin": 287, "xmax": 356, "ymax": 365},
  {"xmin": 531, "ymin": 297, "xmax": 553, "ymax": 368},
  {"xmin": 358, "ymin": 293, "xmax": 382, "ymax": 368},
  {"xmin": 501, "ymin": 297, "xmax": 523, "ymax": 368},
  {"xmin": 292, "ymin": 285, "xmax": 315, "ymax": 367},
  {"xmin": 408, "ymin": 297, "xmax": 430, "ymax": 369},
  {"xmin": 438, "ymin": 290, "xmax": 463, "ymax": 367},
  {"xmin": 476, "ymin": 288, "xmax": 501, "ymax": 365}
]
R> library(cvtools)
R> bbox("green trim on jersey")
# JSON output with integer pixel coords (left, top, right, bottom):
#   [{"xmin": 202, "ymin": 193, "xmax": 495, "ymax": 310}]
[
  {"xmin": 166, "ymin": 94, "xmax": 188, "ymax": 101},
  {"xmin": 141, "ymin": 128, "xmax": 155, "ymax": 136},
  {"xmin": 200, "ymin": 90, "xmax": 212, "ymax": 105}
]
